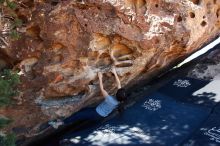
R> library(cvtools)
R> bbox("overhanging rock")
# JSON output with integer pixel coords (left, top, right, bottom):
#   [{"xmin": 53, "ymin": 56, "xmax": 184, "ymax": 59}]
[{"xmin": 8, "ymin": 0, "xmax": 220, "ymax": 118}]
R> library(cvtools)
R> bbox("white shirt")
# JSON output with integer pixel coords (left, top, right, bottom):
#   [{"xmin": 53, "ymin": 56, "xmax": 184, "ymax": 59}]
[{"xmin": 96, "ymin": 95, "xmax": 119, "ymax": 117}]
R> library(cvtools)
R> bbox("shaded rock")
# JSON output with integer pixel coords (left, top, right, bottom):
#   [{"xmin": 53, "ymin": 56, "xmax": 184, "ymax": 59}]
[
  {"xmin": 12, "ymin": 126, "xmax": 30, "ymax": 135},
  {"xmin": 38, "ymin": 122, "xmax": 50, "ymax": 132},
  {"xmin": 0, "ymin": 59, "xmax": 7, "ymax": 70}
]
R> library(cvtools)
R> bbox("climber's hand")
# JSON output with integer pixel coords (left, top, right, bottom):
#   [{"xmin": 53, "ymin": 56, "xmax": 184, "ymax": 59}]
[
  {"xmin": 98, "ymin": 72, "xmax": 103, "ymax": 79},
  {"xmin": 111, "ymin": 66, "xmax": 117, "ymax": 75}
]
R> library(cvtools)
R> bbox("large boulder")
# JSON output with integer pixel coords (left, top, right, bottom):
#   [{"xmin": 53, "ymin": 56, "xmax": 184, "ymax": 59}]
[
  {"xmin": 4, "ymin": 0, "xmax": 220, "ymax": 121},
  {"xmin": 12, "ymin": 0, "xmax": 219, "ymax": 115}
]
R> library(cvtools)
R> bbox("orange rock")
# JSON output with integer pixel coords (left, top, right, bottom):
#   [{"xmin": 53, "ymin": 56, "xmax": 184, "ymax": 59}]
[
  {"xmin": 8, "ymin": 0, "xmax": 220, "ymax": 118},
  {"xmin": 53, "ymin": 74, "xmax": 64, "ymax": 83}
]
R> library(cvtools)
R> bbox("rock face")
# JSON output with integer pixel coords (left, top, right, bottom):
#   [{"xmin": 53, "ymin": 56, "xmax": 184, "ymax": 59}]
[{"xmin": 5, "ymin": 0, "xmax": 220, "ymax": 118}]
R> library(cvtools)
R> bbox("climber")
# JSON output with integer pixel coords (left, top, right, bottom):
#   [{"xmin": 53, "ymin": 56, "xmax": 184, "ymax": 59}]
[
  {"xmin": 63, "ymin": 67, "xmax": 127, "ymax": 125},
  {"xmin": 96, "ymin": 67, "xmax": 127, "ymax": 117}
]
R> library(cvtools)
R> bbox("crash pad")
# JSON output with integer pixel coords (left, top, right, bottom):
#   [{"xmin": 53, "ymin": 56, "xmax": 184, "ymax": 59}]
[
  {"xmin": 182, "ymin": 111, "xmax": 220, "ymax": 146},
  {"xmin": 60, "ymin": 92, "xmax": 211, "ymax": 146},
  {"xmin": 158, "ymin": 77, "xmax": 219, "ymax": 108}
]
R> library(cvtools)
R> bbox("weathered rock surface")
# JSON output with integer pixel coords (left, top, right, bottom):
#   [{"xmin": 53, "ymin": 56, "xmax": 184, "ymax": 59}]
[{"xmin": 2, "ymin": 0, "xmax": 220, "ymax": 129}]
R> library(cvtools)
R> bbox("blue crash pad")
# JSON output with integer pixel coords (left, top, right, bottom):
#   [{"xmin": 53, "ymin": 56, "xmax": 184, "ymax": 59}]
[
  {"xmin": 182, "ymin": 110, "xmax": 220, "ymax": 146},
  {"xmin": 158, "ymin": 77, "xmax": 216, "ymax": 107},
  {"xmin": 158, "ymin": 77, "xmax": 209, "ymax": 99},
  {"xmin": 60, "ymin": 92, "xmax": 211, "ymax": 146}
]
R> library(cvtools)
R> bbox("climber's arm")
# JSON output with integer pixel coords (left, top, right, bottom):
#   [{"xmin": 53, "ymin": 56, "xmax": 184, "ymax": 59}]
[
  {"xmin": 98, "ymin": 72, "xmax": 109, "ymax": 98},
  {"xmin": 111, "ymin": 67, "xmax": 121, "ymax": 89}
]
